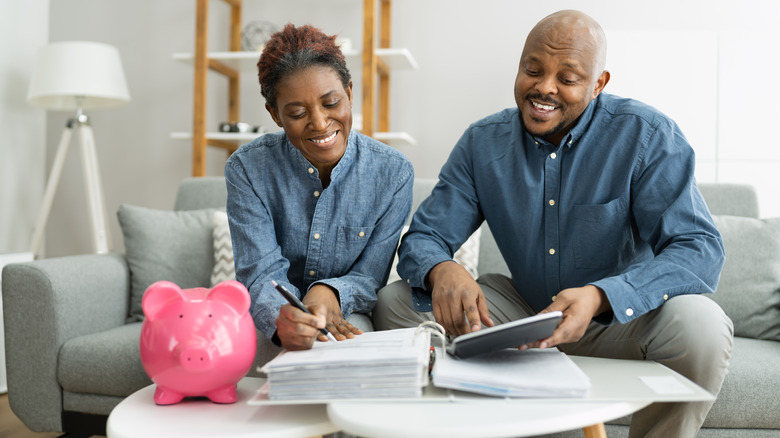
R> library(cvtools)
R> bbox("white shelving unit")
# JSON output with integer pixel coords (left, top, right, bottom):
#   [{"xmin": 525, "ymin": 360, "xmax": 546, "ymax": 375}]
[
  {"xmin": 174, "ymin": 0, "xmax": 417, "ymax": 176},
  {"xmin": 171, "ymin": 47, "xmax": 418, "ymax": 146}
]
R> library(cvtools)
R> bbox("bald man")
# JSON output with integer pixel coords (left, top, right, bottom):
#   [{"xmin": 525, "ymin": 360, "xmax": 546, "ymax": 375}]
[{"xmin": 374, "ymin": 10, "xmax": 733, "ymax": 437}]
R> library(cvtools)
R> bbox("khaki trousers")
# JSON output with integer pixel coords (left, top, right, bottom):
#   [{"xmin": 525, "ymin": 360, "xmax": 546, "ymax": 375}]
[{"xmin": 373, "ymin": 274, "xmax": 734, "ymax": 438}]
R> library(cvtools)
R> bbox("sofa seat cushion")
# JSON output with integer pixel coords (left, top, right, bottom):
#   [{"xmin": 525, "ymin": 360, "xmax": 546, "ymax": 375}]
[
  {"xmin": 703, "ymin": 337, "xmax": 780, "ymax": 429},
  {"xmin": 58, "ymin": 323, "xmax": 151, "ymax": 397}
]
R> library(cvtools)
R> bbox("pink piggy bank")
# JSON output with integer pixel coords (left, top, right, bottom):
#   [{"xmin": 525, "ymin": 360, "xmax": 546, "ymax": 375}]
[{"xmin": 139, "ymin": 280, "xmax": 257, "ymax": 405}]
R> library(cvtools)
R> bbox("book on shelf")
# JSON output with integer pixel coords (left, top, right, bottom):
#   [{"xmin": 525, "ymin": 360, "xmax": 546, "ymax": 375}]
[{"xmin": 253, "ymin": 314, "xmax": 590, "ymax": 404}]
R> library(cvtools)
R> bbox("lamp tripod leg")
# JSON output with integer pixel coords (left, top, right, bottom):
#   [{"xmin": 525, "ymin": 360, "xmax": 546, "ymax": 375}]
[
  {"xmin": 29, "ymin": 122, "xmax": 75, "ymax": 258},
  {"xmin": 78, "ymin": 123, "xmax": 111, "ymax": 254}
]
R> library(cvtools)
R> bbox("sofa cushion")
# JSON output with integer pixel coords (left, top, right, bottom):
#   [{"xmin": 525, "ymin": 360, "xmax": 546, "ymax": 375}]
[
  {"xmin": 58, "ymin": 323, "xmax": 151, "ymax": 397},
  {"xmin": 117, "ymin": 205, "xmax": 216, "ymax": 321},
  {"xmin": 710, "ymin": 215, "xmax": 780, "ymax": 341},
  {"xmin": 703, "ymin": 337, "xmax": 780, "ymax": 429},
  {"xmin": 388, "ymin": 226, "xmax": 481, "ymax": 283},
  {"xmin": 211, "ymin": 210, "xmax": 235, "ymax": 286}
]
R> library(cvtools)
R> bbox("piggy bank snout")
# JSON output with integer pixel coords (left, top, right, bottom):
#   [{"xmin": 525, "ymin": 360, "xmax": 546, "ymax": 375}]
[{"xmin": 178, "ymin": 343, "xmax": 215, "ymax": 371}]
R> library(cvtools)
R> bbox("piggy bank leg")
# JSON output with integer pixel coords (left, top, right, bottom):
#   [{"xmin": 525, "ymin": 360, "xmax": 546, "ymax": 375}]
[
  {"xmin": 206, "ymin": 384, "xmax": 238, "ymax": 404},
  {"xmin": 154, "ymin": 385, "xmax": 185, "ymax": 405}
]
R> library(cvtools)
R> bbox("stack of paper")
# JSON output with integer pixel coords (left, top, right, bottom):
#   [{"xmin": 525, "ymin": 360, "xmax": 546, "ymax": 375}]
[
  {"xmin": 432, "ymin": 348, "xmax": 591, "ymax": 398},
  {"xmin": 260, "ymin": 328, "xmax": 430, "ymax": 401}
]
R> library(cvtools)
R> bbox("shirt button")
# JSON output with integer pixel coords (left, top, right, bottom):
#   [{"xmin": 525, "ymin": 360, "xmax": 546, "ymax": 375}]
[
  {"xmin": 663, "ymin": 294, "xmax": 669, "ymax": 300},
  {"xmin": 358, "ymin": 231, "xmax": 365, "ymax": 237},
  {"xmin": 568, "ymin": 139, "xmax": 574, "ymax": 145},
  {"xmin": 625, "ymin": 308, "xmax": 634, "ymax": 317},
  {"xmin": 406, "ymin": 279, "xmax": 410, "ymax": 284},
  {"xmin": 313, "ymin": 233, "xmax": 320, "ymax": 240},
  {"xmin": 548, "ymin": 248, "xmax": 556, "ymax": 255},
  {"xmin": 308, "ymin": 168, "xmax": 314, "ymax": 174},
  {"xmin": 314, "ymin": 191, "xmax": 320, "ymax": 197},
  {"xmin": 308, "ymin": 270, "xmax": 316, "ymax": 276},
  {"xmin": 551, "ymin": 295, "xmax": 556, "ymax": 302},
  {"xmin": 550, "ymin": 152, "xmax": 557, "ymax": 159},
  {"xmin": 548, "ymin": 199, "xmax": 555, "ymax": 206}
]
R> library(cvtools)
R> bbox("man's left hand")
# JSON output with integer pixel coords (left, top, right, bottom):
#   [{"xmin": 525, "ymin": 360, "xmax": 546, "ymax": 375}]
[{"xmin": 524, "ymin": 285, "xmax": 610, "ymax": 349}]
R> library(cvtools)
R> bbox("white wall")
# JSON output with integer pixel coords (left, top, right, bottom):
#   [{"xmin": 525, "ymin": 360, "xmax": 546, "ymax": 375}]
[
  {"xmin": 18, "ymin": 0, "xmax": 780, "ymax": 257},
  {"xmin": 0, "ymin": 0, "xmax": 48, "ymax": 254}
]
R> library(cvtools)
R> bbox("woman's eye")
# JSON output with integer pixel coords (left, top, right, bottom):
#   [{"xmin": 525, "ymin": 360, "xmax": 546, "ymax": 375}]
[
  {"xmin": 324, "ymin": 100, "xmax": 340, "ymax": 108},
  {"xmin": 289, "ymin": 112, "xmax": 305, "ymax": 119}
]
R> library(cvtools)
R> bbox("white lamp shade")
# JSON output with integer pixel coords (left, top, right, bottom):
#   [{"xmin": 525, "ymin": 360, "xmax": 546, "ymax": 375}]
[{"xmin": 27, "ymin": 41, "xmax": 131, "ymax": 110}]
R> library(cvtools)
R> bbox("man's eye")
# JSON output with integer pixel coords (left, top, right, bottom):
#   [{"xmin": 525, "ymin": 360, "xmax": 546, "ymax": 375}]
[
  {"xmin": 324, "ymin": 100, "xmax": 340, "ymax": 108},
  {"xmin": 526, "ymin": 69, "xmax": 540, "ymax": 76}
]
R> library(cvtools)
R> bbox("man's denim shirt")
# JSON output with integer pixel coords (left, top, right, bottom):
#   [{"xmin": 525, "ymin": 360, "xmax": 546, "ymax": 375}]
[
  {"xmin": 398, "ymin": 93, "xmax": 724, "ymax": 325},
  {"xmin": 226, "ymin": 130, "xmax": 413, "ymax": 340}
]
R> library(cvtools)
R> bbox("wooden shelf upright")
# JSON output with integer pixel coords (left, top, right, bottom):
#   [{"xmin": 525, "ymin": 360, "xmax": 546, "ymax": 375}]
[
  {"xmin": 362, "ymin": 0, "xmax": 416, "ymax": 143},
  {"xmin": 192, "ymin": 0, "xmax": 242, "ymax": 177}
]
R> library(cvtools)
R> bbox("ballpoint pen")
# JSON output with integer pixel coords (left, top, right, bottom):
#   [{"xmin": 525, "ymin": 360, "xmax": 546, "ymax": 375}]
[{"xmin": 271, "ymin": 280, "xmax": 339, "ymax": 343}]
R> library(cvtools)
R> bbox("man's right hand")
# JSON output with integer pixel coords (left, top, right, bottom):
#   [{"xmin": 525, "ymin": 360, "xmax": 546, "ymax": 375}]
[{"xmin": 427, "ymin": 261, "xmax": 494, "ymax": 336}]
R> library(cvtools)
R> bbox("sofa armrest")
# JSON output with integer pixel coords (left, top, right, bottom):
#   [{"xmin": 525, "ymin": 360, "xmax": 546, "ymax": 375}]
[{"xmin": 2, "ymin": 253, "xmax": 129, "ymax": 432}]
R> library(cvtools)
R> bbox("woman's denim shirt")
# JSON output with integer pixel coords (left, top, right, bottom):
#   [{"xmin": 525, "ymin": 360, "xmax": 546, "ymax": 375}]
[{"xmin": 225, "ymin": 130, "xmax": 413, "ymax": 340}]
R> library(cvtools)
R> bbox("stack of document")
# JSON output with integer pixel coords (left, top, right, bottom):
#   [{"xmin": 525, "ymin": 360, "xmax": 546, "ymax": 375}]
[
  {"xmin": 260, "ymin": 328, "xmax": 430, "ymax": 401},
  {"xmin": 432, "ymin": 347, "xmax": 591, "ymax": 398}
]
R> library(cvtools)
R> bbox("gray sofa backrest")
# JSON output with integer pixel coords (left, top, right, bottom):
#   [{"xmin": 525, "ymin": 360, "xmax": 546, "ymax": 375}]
[
  {"xmin": 698, "ymin": 183, "xmax": 759, "ymax": 218},
  {"xmin": 174, "ymin": 176, "xmax": 228, "ymax": 211},
  {"xmin": 175, "ymin": 177, "xmax": 759, "ymax": 278}
]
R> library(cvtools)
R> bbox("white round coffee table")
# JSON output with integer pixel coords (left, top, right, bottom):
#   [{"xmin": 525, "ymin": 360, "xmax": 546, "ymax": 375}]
[
  {"xmin": 107, "ymin": 377, "xmax": 338, "ymax": 438},
  {"xmin": 328, "ymin": 398, "xmax": 649, "ymax": 438}
]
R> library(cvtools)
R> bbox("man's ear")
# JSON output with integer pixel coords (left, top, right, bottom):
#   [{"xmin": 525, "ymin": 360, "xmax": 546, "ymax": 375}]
[
  {"xmin": 265, "ymin": 102, "xmax": 283, "ymax": 127},
  {"xmin": 592, "ymin": 70, "xmax": 610, "ymax": 100}
]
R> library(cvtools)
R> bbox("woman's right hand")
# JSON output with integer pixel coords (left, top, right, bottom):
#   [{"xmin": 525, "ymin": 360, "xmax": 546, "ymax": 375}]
[
  {"xmin": 304, "ymin": 284, "xmax": 363, "ymax": 341},
  {"xmin": 275, "ymin": 303, "xmax": 328, "ymax": 351}
]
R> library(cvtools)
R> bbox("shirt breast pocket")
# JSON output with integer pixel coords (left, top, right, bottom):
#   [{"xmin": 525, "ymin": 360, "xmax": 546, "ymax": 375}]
[
  {"xmin": 336, "ymin": 225, "xmax": 375, "ymax": 262},
  {"xmin": 572, "ymin": 197, "xmax": 632, "ymax": 269}
]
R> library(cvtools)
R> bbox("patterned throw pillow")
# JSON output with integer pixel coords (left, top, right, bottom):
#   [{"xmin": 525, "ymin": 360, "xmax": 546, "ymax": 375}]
[
  {"xmin": 387, "ymin": 226, "xmax": 481, "ymax": 284},
  {"xmin": 211, "ymin": 210, "xmax": 236, "ymax": 286}
]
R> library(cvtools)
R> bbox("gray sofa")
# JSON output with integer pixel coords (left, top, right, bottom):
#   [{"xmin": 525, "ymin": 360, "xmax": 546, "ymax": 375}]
[{"xmin": 3, "ymin": 177, "xmax": 779, "ymax": 437}]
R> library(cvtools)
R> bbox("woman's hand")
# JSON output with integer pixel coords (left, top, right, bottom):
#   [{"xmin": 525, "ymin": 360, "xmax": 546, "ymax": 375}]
[
  {"xmin": 275, "ymin": 303, "xmax": 328, "ymax": 351},
  {"xmin": 303, "ymin": 283, "xmax": 363, "ymax": 341}
]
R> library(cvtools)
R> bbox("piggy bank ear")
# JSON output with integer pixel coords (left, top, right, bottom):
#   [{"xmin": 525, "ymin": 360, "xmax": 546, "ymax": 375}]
[
  {"xmin": 208, "ymin": 280, "xmax": 251, "ymax": 316},
  {"xmin": 142, "ymin": 281, "xmax": 185, "ymax": 320}
]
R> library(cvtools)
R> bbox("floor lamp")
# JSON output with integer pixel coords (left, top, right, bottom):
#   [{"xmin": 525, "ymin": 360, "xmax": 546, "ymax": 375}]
[{"xmin": 27, "ymin": 41, "xmax": 130, "ymax": 258}]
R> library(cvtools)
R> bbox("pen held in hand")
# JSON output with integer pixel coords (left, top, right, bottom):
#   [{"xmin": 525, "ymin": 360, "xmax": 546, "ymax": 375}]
[{"xmin": 271, "ymin": 280, "xmax": 339, "ymax": 343}]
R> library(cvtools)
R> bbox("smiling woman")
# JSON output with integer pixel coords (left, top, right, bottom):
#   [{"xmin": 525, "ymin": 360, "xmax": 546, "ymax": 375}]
[{"xmin": 224, "ymin": 23, "xmax": 414, "ymax": 354}]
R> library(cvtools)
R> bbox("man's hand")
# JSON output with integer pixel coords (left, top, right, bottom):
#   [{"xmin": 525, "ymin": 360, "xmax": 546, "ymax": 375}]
[
  {"xmin": 524, "ymin": 285, "xmax": 610, "ymax": 349},
  {"xmin": 302, "ymin": 284, "xmax": 362, "ymax": 341},
  {"xmin": 427, "ymin": 261, "xmax": 494, "ymax": 336},
  {"xmin": 275, "ymin": 303, "xmax": 327, "ymax": 351}
]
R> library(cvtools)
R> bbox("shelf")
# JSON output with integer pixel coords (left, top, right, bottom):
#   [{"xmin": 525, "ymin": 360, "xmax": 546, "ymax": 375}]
[
  {"xmin": 374, "ymin": 131, "xmax": 417, "ymax": 146},
  {"xmin": 172, "ymin": 48, "xmax": 416, "ymax": 72},
  {"xmin": 375, "ymin": 48, "xmax": 418, "ymax": 70},
  {"xmin": 171, "ymin": 131, "xmax": 261, "ymax": 142},
  {"xmin": 179, "ymin": 0, "xmax": 415, "ymax": 176}
]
